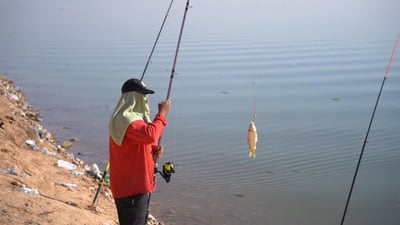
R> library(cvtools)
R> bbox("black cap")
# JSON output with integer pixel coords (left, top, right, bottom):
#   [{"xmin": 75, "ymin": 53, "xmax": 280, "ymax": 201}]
[{"xmin": 121, "ymin": 78, "xmax": 155, "ymax": 94}]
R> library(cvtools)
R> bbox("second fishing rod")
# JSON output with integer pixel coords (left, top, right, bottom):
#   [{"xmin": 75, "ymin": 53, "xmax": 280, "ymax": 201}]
[
  {"xmin": 339, "ymin": 32, "xmax": 400, "ymax": 225},
  {"xmin": 140, "ymin": 0, "xmax": 174, "ymax": 81}
]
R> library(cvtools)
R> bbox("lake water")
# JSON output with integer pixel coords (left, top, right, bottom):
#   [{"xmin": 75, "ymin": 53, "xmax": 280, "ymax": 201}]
[{"xmin": 1, "ymin": 35, "xmax": 399, "ymax": 225}]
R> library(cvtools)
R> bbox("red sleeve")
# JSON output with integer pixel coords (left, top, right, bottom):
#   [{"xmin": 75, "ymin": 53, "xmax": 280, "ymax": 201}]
[{"xmin": 124, "ymin": 113, "xmax": 167, "ymax": 144}]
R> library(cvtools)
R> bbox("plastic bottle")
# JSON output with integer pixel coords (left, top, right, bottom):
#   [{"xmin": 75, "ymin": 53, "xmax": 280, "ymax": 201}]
[
  {"xmin": 104, "ymin": 173, "xmax": 110, "ymax": 185},
  {"xmin": 57, "ymin": 160, "xmax": 76, "ymax": 170},
  {"xmin": 55, "ymin": 181, "xmax": 78, "ymax": 188},
  {"xmin": 18, "ymin": 187, "xmax": 39, "ymax": 194}
]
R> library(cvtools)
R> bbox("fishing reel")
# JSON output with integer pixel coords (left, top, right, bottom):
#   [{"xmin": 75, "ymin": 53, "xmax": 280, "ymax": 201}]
[{"xmin": 155, "ymin": 162, "xmax": 175, "ymax": 183}]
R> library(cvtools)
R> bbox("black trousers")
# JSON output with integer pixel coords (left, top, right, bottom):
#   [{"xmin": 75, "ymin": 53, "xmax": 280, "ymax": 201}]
[{"xmin": 114, "ymin": 193, "xmax": 150, "ymax": 225}]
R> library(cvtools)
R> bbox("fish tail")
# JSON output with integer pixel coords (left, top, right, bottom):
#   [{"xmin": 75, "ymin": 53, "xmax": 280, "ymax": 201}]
[{"xmin": 249, "ymin": 149, "xmax": 256, "ymax": 158}]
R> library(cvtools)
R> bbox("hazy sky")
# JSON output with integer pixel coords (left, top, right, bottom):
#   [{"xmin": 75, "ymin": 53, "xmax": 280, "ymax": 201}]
[{"xmin": 0, "ymin": 0, "xmax": 399, "ymax": 43}]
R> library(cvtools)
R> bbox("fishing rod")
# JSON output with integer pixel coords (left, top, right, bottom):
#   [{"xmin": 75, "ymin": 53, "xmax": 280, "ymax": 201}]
[
  {"xmin": 153, "ymin": 0, "xmax": 190, "ymax": 157},
  {"xmin": 165, "ymin": 0, "xmax": 190, "ymax": 99},
  {"xmin": 340, "ymin": 32, "xmax": 400, "ymax": 225},
  {"xmin": 153, "ymin": 0, "xmax": 190, "ymax": 186},
  {"xmin": 88, "ymin": 162, "xmax": 110, "ymax": 210},
  {"xmin": 146, "ymin": 0, "xmax": 190, "ymax": 223},
  {"xmin": 152, "ymin": 0, "xmax": 190, "ymax": 183},
  {"xmin": 140, "ymin": 0, "xmax": 174, "ymax": 81}
]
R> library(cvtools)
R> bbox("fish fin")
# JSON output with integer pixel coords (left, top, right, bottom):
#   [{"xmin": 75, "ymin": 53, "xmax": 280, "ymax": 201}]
[{"xmin": 249, "ymin": 149, "xmax": 256, "ymax": 158}]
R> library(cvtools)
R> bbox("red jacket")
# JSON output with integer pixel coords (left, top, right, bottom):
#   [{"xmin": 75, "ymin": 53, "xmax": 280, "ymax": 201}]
[{"xmin": 109, "ymin": 114, "xmax": 167, "ymax": 198}]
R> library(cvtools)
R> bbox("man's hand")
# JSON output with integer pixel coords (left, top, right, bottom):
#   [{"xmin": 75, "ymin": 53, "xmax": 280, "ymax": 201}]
[
  {"xmin": 152, "ymin": 145, "xmax": 163, "ymax": 159},
  {"xmin": 158, "ymin": 98, "xmax": 171, "ymax": 116}
]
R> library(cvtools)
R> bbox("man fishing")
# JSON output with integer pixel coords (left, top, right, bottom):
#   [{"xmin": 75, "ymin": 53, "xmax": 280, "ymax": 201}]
[{"xmin": 108, "ymin": 78, "xmax": 171, "ymax": 225}]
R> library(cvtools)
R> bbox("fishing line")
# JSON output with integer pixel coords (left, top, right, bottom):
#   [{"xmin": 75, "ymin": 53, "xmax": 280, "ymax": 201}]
[
  {"xmin": 140, "ymin": 0, "xmax": 175, "ymax": 81},
  {"xmin": 339, "ymin": 32, "xmax": 400, "ymax": 225},
  {"xmin": 253, "ymin": 95, "xmax": 257, "ymax": 122}
]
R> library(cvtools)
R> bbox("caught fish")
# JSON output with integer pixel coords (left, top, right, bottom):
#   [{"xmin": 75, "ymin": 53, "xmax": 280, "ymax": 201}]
[{"xmin": 247, "ymin": 121, "xmax": 257, "ymax": 158}]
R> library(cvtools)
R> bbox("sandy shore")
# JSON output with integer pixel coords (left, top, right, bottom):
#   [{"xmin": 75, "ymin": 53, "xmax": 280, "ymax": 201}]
[{"xmin": 0, "ymin": 75, "xmax": 163, "ymax": 225}]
